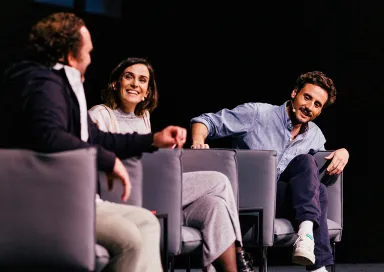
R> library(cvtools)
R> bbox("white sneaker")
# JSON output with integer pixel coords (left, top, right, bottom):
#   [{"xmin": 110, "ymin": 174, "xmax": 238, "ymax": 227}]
[{"xmin": 292, "ymin": 233, "xmax": 315, "ymax": 266}]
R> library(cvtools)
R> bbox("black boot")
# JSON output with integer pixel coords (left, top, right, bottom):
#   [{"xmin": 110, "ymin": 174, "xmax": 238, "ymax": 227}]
[{"xmin": 236, "ymin": 249, "xmax": 255, "ymax": 272}]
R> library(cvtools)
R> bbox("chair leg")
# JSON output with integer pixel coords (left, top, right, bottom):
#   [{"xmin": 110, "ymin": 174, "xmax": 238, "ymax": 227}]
[
  {"xmin": 186, "ymin": 255, "xmax": 191, "ymax": 272},
  {"xmin": 169, "ymin": 255, "xmax": 175, "ymax": 272},
  {"xmin": 331, "ymin": 242, "xmax": 336, "ymax": 272},
  {"xmin": 259, "ymin": 246, "xmax": 268, "ymax": 272}
]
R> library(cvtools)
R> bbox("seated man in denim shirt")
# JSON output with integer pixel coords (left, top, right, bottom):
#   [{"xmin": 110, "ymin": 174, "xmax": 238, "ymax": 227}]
[{"xmin": 190, "ymin": 71, "xmax": 349, "ymax": 272}]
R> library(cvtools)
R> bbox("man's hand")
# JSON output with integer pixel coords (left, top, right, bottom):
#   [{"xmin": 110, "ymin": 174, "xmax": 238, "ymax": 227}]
[
  {"xmin": 324, "ymin": 148, "xmax": 349, "ymax": 175},
  {"xmin": 191, "ymin": 143, "xmax": 210, "ymax": 149},
  {"xmin": 191, "ymin": 123, "xmax": 209, "ymax": 149},
  {"xmin": 106, "ymin": 157, "xmax": 131, "ymax": 202},
  {"xmin": 153, "ymin": 125, "xmax": 187, "ymax": 148}
]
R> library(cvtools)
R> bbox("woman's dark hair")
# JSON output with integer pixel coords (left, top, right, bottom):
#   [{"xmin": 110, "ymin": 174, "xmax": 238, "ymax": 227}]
[{"xmin": 102, "ymin": 57, "xmax": 159, "ymax": 116}]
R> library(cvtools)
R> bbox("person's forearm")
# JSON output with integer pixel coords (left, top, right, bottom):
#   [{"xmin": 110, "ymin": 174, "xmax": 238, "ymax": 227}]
[{"xmin": 191, "ymin": 123, "xmax": 209, "ymax": 145}]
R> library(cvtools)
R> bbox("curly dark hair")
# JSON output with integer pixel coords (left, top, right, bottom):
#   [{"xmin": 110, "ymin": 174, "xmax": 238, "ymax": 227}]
[
  {"xmin": 294, "ymin": 71, "xmax": 337, "ymax": 108},
  {"xmin": 27, "ymin": 12, "xmax": 85, "ymax": 67},
  {"xmin": 102, "ymin": 57, "xmax": 159, "ymax": 117}
]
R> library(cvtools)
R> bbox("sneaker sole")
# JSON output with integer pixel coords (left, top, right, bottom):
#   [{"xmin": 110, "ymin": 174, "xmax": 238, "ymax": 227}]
[{"xmin": 292, "ymin": 253, "xmax": 315, "ymax": 266}]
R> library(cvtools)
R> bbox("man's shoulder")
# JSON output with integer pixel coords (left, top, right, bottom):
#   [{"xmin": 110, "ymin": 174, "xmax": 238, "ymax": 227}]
[
  {"xmin": 5, "ymin": 60, "xmax": 64, "ymax": 84},
  {"xmin": 308, "ymin": 121, "xmax": 325, "ymax": 138},
  {"xmin": 244, "ymin": 102, "xmax": 278, "ymax": 111},
  {"xmin": 308, "ymin": 121, "xmax": 322, "ymax": 131}
]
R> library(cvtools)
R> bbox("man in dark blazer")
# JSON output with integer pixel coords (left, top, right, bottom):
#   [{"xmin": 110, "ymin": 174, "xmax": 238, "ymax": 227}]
[{"xmin": 0, "ymin": 12, "xmax": 185, "ymax": 272}]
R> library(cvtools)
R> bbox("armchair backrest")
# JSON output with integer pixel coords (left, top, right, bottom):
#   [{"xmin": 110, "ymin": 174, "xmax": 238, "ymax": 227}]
[
  {"xmin": 182, "ymin": 148, "xmax": 239, "ymax": 205},
  {"xmin": 0, "ymin": 148, "xmax": 97, "ymax": 271},
  {"xmin": 98, "ymin": 156, "xmax": 143, "ymax": 206}
]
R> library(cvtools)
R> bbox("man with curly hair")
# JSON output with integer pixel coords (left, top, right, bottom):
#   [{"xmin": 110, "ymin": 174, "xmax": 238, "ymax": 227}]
[
  {"xmin": 0, "ymin": 12, "xmax": 187, "ymax": 272},
  {"xmin": 190, "ymin": 71, "xmax": 350, "ymax": 272}
]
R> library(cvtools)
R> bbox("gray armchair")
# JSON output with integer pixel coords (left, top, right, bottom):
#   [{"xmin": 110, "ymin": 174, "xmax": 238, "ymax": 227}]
[
  {"xmin": 96, "ymin": 149, "xmax": 183, "ymax": 272},
  {"xmin": 0, "ymin": 148, "xmax": 97, "ymax": 272},
  {"xmin": 141, "ymin": 148, "xmax": 240, "ymax": 272},
  {"xmin": 236, "ymin": 150, "xmax": 343, "ymax": 272}
]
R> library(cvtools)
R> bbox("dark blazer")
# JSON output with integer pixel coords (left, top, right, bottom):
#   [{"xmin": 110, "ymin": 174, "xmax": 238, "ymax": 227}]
[{"xmin": 0, "ymin": 60, "xmax": 155, "ymax": 172}]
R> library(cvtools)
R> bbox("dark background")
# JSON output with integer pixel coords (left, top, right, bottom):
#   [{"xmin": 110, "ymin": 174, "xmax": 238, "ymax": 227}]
[{"xmin": 1, "ymin": 0, "xmax": 382, "ymax": 264}]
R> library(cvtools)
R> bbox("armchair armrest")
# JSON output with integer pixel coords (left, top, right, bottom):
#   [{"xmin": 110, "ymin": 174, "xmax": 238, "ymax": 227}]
[
  {"xmin": 182, "ymin": 148, "xmax": 239, "ymax": 204},
  {"xmin": 0, "ymin": 148, "xmax": 97, "ymax": 271},
  {"xmin": 313, "ymin": 151, "xmax": 343, "ymax": 241},
  {"xmin": 236, "ymin": 149, "xmax": 277, "ymax": 246},
  {"xmin": 141, "ymin": 148, "xmax": 183, "ymax": 255}
]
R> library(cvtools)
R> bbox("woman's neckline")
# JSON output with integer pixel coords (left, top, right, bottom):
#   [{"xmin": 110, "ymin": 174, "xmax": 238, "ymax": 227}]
[{"xmin": 115, "ymin": 108, "xmax": 136, "ymax": 118}]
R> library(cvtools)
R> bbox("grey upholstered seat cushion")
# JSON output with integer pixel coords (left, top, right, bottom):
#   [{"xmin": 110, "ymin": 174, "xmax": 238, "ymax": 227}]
[
  {"xmin": 273, "ymin": 218, "xmax": 342, "ymax": 246},
  {"xmin": 0, "ymin": 148, "xmax": 96, "ymax": 271},
  {"xmin": 181, "ymin": 226, "xmax": 203, "ymax": 254}
]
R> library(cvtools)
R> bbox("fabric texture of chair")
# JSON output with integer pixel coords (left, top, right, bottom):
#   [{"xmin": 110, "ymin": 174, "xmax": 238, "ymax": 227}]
[
  {"xmin": 0, "ymin": 148, "xmax": 97, "ymax": 272},
  {"xmin": 98, "ymin": 156, "xmax": 143, "ymax": 206}
]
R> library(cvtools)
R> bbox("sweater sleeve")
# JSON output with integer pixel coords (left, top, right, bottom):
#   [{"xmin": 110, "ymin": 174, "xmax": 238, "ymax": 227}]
[{"xmin": 88, "ymin": 105, "xmax": 113, "ymax": 133}]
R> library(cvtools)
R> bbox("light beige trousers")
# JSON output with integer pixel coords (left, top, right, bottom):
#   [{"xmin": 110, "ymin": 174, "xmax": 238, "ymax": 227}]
[{"xmin": 96, "ymin": 201, "xmax": 163, "ymax": 272}]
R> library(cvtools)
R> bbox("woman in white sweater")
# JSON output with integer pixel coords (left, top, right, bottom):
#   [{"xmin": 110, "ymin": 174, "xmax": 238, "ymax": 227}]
[{"xmin": 89, "ymin": 57, "xmax": 254, "ymax": 272}]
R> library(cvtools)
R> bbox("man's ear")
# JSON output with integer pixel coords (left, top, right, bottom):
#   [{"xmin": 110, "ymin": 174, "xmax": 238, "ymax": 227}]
[
  {"xmin": 67, "ymin": 52, "xmax": 76, "ymax": 68},
  {"xmin": 291, "ymin": 88, "xmax": 298, "ymax": 99}
]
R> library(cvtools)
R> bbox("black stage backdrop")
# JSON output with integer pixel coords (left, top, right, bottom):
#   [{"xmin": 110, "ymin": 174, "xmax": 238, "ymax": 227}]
[{"xmin": 1, "ymin": 0, "xmax": 382, "ymax": 264}]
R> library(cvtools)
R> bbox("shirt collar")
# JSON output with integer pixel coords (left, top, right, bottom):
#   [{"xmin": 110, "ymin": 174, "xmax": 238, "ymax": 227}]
[{"xmin": 52, "ymin": 63, "xmax": 82, "ymax": 83}]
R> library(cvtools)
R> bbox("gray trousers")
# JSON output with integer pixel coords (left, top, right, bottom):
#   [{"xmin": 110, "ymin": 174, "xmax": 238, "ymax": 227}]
[
  {"xmin": 96, "ymin": 201, "xmax": 162, "ymax": 272},
  {"xmin": 182, "ymin": 171, "xmax": 242, "ymax": 268}
]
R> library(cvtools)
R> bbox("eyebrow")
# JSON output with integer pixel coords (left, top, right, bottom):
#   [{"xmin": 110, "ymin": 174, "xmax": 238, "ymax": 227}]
[{"xmin": 123, "ymin": 71, "xmax": 149, "ymax": 79}]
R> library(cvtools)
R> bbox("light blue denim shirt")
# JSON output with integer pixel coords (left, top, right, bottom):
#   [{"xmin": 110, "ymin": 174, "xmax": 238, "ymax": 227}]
[{"xmin": 190, "ymin": 101, "xmax": 326, "ymax": 180}]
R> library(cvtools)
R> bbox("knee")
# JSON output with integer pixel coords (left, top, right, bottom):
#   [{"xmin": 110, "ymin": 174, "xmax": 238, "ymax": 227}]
[
  {"xmin": 139, "ymin": 207, "xmax": 161, "ymax": 233},
  {"xmin": 294, "ymin": 154, "xmax": 318, "ymax": 170},
  {"xmin": 110, "ymin": 223, "xmax": 143, "ymax": 253},
  {"xmin": 295, "ymin": 153, "xmax": 316, "ymax": 165},
  {"xmin": 206, "ymin": 171, "xmax": 232, "ymax": 190}
]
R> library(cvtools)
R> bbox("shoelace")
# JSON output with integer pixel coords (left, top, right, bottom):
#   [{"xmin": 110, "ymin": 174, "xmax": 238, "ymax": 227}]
[{"xmin": 293, "ymin": 234, "xmax": 314, "ymax": 250}]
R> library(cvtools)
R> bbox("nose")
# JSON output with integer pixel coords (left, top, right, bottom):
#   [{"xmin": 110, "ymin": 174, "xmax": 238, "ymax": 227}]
[
  {"xmin": 130, "ymin": 77, "xmax": 139, "ymax": 87},
  {"xmin": 305, "ymin": 101, "xmax": 315, "ymax": 112}
]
